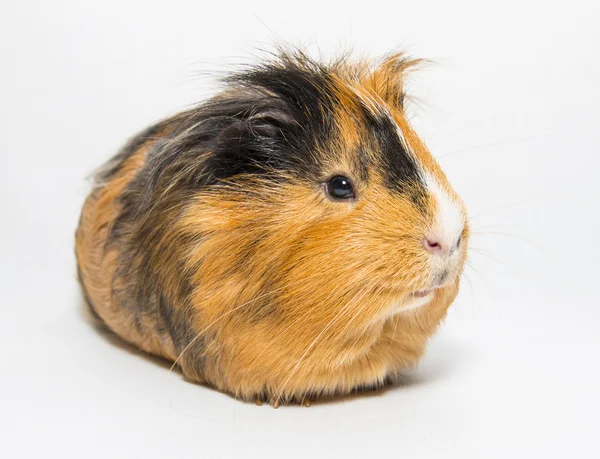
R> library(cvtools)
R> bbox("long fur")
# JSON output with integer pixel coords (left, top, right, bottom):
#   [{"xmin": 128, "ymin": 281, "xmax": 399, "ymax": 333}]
[{"xmin": 75, "ymin": 50, "xmax": 469, "ymax": 405}]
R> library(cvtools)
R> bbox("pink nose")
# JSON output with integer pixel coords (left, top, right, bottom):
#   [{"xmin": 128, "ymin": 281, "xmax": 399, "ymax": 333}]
[
  {"xmin": 424, "ymin": 234, "xmax": 463, "ymax": 255},
  {"xmin": 423, "ymin": 237, "xmax": 445, "ymax": 254}
]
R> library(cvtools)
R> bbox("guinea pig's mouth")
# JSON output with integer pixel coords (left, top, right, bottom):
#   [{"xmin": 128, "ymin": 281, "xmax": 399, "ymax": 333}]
[
  {"xmin": 412, "ymin": 289, "xmax": 434, "ymax": 298},
  {"xmin": 382, "ymin": 287, "xmax": 438, "ymax": 318},
  {"xmin": 380, "ymin": 278, "xmax": 457, "ymax": 319},
  {"xmin": 380, "ymin": 285, "xmax": 439, "ymax": 300}
]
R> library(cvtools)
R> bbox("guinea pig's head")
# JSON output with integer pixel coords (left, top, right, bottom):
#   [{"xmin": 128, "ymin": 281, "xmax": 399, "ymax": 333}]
[{"xmin": 172, "ymin": 51, "xmax": 468, "ymax": 363}]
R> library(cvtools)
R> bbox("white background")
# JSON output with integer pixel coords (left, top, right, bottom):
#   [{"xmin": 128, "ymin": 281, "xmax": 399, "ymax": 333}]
[{"xmin": 2, "ymin": 1, "xmax": 599, "ymax": 457}]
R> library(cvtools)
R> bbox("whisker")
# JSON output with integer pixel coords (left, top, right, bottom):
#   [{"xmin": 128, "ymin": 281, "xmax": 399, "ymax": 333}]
[
  {"xmin": 469, "ymin": 223, "xmax": 516, "ymax": 231},
  {"xmin": 463, "ymin": 170, "xmax": 495, "ymax": 201},
  {"xmin": 469, "ymin": 231, "xmax": 543, "ymax": 251},
  {"xmin": 335, "ymin": 318, "xmax": 374, "ymax": 369},
  {"xmin": 412, "ymin": 308, "xmax": 427, "ymax": 333},
  {"xmin": 391, "ymin": 311, "xmax": 400, "ymax": 341},
  {"xmin": 468, "ymin": 247, "xmax": 525, "ymax": 279},
  {"xmin": 438, "ymin": 136, "xmax": 534, "ymax": 159},
  {"xmin": 273, "ymin": 281, "xmax": 376, "ymax": 403},
  {"xmin": 468, "ymin": 198, "xmax": 540, "ymax": 221},
  {"xmin": 461, "ymin": 265, "xmax": 480, "ymax": 317},
  {"xmin": 276, "ymin": 284, "xmax": 375, "ymax": 394},
  {"xmin": 237, "ymin": 280, "xmax": 350, "ymax": 384},
  {"xmin": 328, "ymin": 284, "xmax": 383, "ymax": 368},
  {"xmin": 169, "ymin": 279, "xmax": 309, "ymax": 372},
  {"xmin": 465, "ymin": 260, "xmax": 495, "ymax": 300}
]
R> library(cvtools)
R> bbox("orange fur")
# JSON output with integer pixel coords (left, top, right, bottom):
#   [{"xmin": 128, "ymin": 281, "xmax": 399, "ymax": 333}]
[{"xmin": 76, "ymin": 52, "xmax": 468, "ymax": 405}]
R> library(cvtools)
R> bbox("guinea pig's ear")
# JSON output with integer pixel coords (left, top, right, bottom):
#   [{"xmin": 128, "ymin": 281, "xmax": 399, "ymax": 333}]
[
  {"xmin": 245, "ymin": 109, "xmax": 298, "ymax": 139},
  {"xmin": 367, "ymin": 54, "xmax": 422, "ymax": 109},
  {"xmin": 211, "ymin": 104, "xmax": 301, "ymax": 176},
  {"xmin": 217, "ymin": 104, "xmax": 299, "ymax": 147}
]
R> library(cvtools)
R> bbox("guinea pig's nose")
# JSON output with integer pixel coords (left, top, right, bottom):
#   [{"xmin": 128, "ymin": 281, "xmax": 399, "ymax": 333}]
[
  {"xmin": 423, "ymin": 237, "xmax": 445, "ymax": 254},
  {"xmin": 423, "ymin": 234, "xmax": 462, "ymax": 255}
]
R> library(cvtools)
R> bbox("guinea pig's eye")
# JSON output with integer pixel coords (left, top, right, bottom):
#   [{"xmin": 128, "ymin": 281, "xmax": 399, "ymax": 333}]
[{"xmin": 326, "ymin": 175, "xmax": 355, "ymax": 200}]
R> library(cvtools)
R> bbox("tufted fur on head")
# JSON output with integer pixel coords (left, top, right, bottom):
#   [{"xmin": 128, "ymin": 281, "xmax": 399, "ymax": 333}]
[{"xmin": 76, "ymin": 49, "xmax": 468, "ymax": 405}]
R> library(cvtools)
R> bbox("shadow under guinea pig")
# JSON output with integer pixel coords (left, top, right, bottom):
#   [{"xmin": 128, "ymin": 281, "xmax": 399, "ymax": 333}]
[{"xmin": 307, "ymin": 334, "xmax": 472, "ymax": 407}]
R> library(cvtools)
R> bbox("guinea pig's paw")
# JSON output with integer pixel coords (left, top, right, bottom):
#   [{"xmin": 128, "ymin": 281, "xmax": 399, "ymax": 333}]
[
  {"xmin": 251, "ymin": 392, "xmax": 275, "ymax": 407},
  {"xmin": 253, "ymin": 394, "xmax": 312, "ymax": 408},
  {"xmin": 254, "ymin": 396, "xmax": 282, "ymax": 408},
  {"xmin": 268, "ymin": 398, "xmax": 311, "ymax": 408}
]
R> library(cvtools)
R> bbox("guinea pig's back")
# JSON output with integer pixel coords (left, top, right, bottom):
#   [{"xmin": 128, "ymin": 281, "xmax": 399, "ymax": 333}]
[{"xmin": 75, "ymin": 120, "xmax": 179, "ymax": 361}]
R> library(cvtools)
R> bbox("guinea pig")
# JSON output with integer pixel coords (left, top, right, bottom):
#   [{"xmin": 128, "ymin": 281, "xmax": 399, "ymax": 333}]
[{"xmin": 76, "ymin": 50, "xmax": 469, "ymax": 407}]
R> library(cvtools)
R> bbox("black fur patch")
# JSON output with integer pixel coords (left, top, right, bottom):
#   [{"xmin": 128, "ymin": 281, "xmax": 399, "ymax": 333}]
[
  {"xmin": 97, "ymin": 52, "xmax": 429, "ymax": 361},
  {"xmin": 362, "ymin": 111, "xmax": 424, "ymax": 196}
]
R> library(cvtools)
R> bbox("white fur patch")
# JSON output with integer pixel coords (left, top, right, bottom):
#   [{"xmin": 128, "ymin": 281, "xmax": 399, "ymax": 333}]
[
  {"xmin": 425, "ymin": 175, "xmax": 464, "ymax": 252},
  {"xmin": 391, "ymin": 115, "xmax": 464, "ymax": 251}
]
